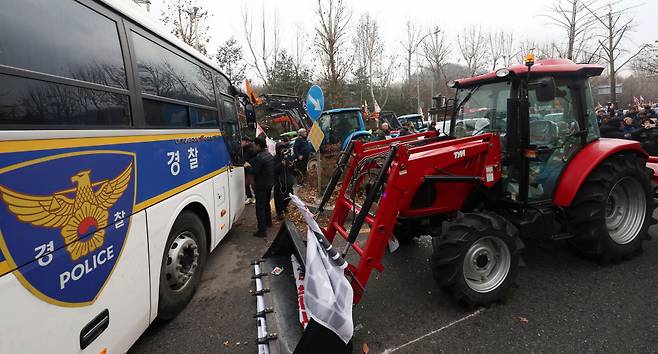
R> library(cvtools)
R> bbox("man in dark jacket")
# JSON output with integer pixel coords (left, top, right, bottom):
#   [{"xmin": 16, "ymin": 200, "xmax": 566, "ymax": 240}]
[
  {"xmin": 242, "ymin": 137, "xmax": 256, "ymax": 204},
  {"xmin": 273, "ymin": 142, "xmax": 296, "ymax": 219},
  {"xmin": 293, "ymin": 128, "xmax": 310, "ymax": 185},
  {"xmin": 247, "ymin": 137, "xmax": 275, "ymax": 237},
  {"xmin": 632, "ymin": 118, "xmax": 658, "ymax": 155},
  {"xmin": 599, "ymin": 116, "xmax": 624, "ymax": 138}
]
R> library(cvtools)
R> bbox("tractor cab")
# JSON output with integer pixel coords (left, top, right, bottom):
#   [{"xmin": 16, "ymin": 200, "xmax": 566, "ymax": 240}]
[
  {"xmin": 317, "ymin": 108, "xmax": 371, "ymax": 150},
  {"xmin": 448, "ymin": 58, "xmax": 603, "ymax": 204}
]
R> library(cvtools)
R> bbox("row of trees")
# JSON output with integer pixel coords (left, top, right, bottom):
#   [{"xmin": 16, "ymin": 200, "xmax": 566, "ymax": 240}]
[{"xmin": 157, "ymin": 0, "xmax": 657, "ymax": 113}]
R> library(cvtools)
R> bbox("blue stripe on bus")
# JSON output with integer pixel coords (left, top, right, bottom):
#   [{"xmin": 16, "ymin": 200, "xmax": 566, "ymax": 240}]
[{"xmin": 0, "ymin": 134, "xmax": 231, "ymax": 210}]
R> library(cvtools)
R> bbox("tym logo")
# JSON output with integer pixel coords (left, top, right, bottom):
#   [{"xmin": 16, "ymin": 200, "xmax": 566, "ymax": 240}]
[{"xmin": 454, "ymin": 149, "xmax": 466, "ymax": 159}]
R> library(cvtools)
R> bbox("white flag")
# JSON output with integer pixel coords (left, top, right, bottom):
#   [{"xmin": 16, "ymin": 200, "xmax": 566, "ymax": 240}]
[
  {"xmin": 256, "ymin": 122, "xmax": 266, "ymax": 137},
  {"xmin": 256, "ymin": 123, "xmax": 276, "ymax": 155},
  {"xmin": 373, "ymin": 99, "xmax": 381, "ymax": 113},
  {"xmin": 266, "ymin": 137, "xmax": 276, "ymax": 156},
  {"xmin": 289, "ymin": 195, "xmax": 354, "ymax": 344}
]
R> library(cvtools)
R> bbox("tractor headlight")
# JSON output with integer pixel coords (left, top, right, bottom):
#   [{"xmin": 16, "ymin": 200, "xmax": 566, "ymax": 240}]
[{"xmin": 495, "ymin": 68, "xmax": 511, "ymax": 78}]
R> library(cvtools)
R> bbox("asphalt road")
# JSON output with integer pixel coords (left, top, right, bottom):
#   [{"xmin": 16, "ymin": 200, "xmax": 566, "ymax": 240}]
[{"xmin": 130, "ymin": 206, "xmax": 658, "ymax": 353}]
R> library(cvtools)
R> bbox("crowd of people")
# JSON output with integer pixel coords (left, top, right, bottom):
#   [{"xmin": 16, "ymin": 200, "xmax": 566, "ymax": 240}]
[
  {"xmin": 241, "ymin": 128, "xmax": 309, "ymax": 238},
  {"xmin": 598, "ymin": 103, "xmax": 658, "ymax": 155}
]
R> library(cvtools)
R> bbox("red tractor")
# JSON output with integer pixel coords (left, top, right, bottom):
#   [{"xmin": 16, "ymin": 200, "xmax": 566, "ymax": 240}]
[{"xmin": 254, "ymin": 57, "xmax": 656, "ymax": 353}]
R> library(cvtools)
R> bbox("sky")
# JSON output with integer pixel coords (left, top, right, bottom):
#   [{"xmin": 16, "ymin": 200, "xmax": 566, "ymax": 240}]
[{"xmin": 138, "ymin": 0, "xmax": 658, "ymax": 79}]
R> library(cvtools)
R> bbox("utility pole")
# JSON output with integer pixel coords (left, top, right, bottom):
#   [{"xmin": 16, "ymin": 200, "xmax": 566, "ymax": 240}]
[
  {"xmin": 607, "ymin": 9, "xmax": 616, "ymax": 105},
  {"xmin": 416, "ymin": 66, "xmax": 421, "ymax": 114}
]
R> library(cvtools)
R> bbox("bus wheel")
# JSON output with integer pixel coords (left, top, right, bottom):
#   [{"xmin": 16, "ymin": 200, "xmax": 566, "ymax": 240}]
[{"xmin": 157, "ymin": 211, "xmax": 208, "ymax": 320}]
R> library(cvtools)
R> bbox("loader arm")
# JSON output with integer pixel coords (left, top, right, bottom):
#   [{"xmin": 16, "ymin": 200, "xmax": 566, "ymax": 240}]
[{"xmin": 323, "ymin": 131, "xmax": 503, "ymax": 303}]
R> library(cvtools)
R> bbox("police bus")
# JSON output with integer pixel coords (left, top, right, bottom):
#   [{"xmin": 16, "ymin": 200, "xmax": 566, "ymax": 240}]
[{"xmin": 0, "ymin": 0, "xmax": 245, "ymax": 352}]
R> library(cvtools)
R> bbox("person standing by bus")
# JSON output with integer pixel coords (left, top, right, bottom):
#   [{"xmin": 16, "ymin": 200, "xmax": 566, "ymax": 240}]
[
  {"xmin": 242, "ymin": 136, "xmax": 256, "ymax": 204},
  {"xmin": 293, "ymin": 128, "xmax": 310, "ymax": 185},
  {"xmin": 247, "ymin": 137, "xmax": 274, "ymax": 237},
  {"xmin": 273, "ymin": 142, "xmax": 296, "ymax": 220}
]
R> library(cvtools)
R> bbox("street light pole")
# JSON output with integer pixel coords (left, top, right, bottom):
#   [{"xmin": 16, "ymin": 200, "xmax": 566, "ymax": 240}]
[{"xmin": 414, "ymin": 29, "xmax": 440, "ymax": 115}]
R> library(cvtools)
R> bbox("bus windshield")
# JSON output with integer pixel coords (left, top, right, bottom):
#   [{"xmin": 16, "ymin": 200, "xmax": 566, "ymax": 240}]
[{"xmin": 454, "ymin": 81, "xmax": 511, "ymax": 137}]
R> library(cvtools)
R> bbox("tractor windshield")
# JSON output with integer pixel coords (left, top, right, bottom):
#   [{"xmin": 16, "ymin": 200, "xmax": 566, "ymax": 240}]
[{"xmin": 454, "ymin": 81, "xmax": 511, "ymax": 138}]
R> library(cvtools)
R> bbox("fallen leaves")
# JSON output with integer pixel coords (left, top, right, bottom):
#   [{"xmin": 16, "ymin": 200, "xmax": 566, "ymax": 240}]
[
  {"xmin": 514, "ymin": 316, "xmax": 529, "ymax": 324},
  {"xmin": 362, "ymin": 342, "xmax": 370, "ymax": 354}
]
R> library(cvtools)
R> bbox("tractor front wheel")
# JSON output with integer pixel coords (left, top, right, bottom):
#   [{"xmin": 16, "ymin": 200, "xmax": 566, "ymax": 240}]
[
  {"xmin": 566, "ymin": 153, "xmax": 653, "ymax": 262},
  {"xmin": 430, "ymin": 212, "xmax": 521, "ymax": 307}
]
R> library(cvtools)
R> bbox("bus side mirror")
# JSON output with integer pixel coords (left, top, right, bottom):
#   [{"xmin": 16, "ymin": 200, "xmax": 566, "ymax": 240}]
[
  {"xmin": 532, "ymin": 77, "xmax": 556, "ymax": 102},
  {"xmin": 228, "ymin": 85, "xmax": 238, "ymax": 97},
  {"xmin": 245, "ymin": 104, "xmax": 256, "ymax": 126}
]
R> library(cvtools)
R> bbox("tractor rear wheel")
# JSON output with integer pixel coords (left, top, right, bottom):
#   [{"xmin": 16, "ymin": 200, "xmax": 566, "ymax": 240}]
[
  {"xmin": 566, "ymin": 153, "xmax": 653, "ymax": 262},
  {"xmin": 430, "ymin": 212, "xmax": 521, "ymax": 307}
]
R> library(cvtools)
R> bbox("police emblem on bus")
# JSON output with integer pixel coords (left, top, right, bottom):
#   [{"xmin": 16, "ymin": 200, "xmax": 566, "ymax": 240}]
[{"xmin": 0, "ymin": 151, "xmax": 136, "ymax": 306}]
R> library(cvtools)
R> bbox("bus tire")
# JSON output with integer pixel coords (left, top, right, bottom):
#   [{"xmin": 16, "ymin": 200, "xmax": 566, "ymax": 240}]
[{"xmin": 157, "ymin": 211, "xmax": 208, "ymax": 320}]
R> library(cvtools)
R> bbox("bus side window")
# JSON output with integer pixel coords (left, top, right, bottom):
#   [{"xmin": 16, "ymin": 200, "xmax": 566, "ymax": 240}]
[
  {"xmin": 0, "ymin": 0, "xmax": 127, "ymax": 88},
  {"xmin": 0, "ymin": 0, "xmax": 130, "ymax": 127},
  {"xmin": 130, "ymin": 31, "xmax": 219, "ymax": 128},
  {"xmin": 221, "ymin": 99, "xmax": 244, "ymax": 165}
]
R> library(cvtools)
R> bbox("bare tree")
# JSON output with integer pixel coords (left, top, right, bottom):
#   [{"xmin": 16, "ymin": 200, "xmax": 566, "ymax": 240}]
[
  {"xmin": 292, "ymin": 23, "xmax": 312, "ymax": 93},
  {"xmin": 161, "ymin": 0, "xmax": 211, "ymax": 55},
  {"xmin": 516, "ymin": 39, "xmax": 562, "ymax": 63},
  {"xmin": 422, "ymin": 26, "xmax": 451, "ymax": 90},
  {"xmin": 241, "ymin": 3, "xmax": 281, "ymax": 89},
  {"xmin": 585, "ymin": 1, "xmax": 649, "ymax": 104},
  {"xmin": 632, "ymin": 44, "xmax": 658, "ymax": 75},
  {"xmin": 542, "ymin": 0, "xmax": 598, "ymax": 61},
  {"xmin": 215, "ymin": 37, "xmax": 247, "ymax": 85},
  {"xmin": 488, "ymin": 30, "xmax": 516, "ymax": 70},
  {"xmin": 457, "ymin": 26, "xmax": 488, "ymax": 76},
  {"xmin": 400, "ymin": 20, "xmax": 429, "ymax": 85},
  {"xmin": 354, "ymin": 13, "xmax": 384, "ymax": 108},
  {"xmin": 314, "ymin": 0, "xmax": 352, "ymax": 107}
]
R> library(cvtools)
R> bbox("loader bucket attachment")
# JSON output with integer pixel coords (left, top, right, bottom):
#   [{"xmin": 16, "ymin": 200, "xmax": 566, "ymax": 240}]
[{"xmin": 254, "ymin": 221, "xmax": 352, "ymax": 354}]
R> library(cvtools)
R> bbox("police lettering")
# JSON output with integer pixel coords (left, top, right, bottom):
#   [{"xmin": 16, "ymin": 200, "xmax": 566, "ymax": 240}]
[{"xmin": 59, "ymin": 245, "xmax": 114, "ymax": 290}]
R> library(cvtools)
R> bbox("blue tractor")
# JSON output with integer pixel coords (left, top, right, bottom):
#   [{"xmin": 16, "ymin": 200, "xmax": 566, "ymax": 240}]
[{"xmin": 316, "ymin": 107, "xmax": 371, "ymax": 150}]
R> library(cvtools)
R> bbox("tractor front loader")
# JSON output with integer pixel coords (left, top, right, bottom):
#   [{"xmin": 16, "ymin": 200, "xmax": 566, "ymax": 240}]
[{"xmin": 253, "ymin": 57, "xmax": 655, "ymax": 353}]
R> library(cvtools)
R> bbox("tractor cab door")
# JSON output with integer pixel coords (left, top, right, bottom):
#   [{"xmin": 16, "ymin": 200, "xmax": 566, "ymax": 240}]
[{"xmin": 523, "ymin": 78, "xmax": 596, "ymax": 202}]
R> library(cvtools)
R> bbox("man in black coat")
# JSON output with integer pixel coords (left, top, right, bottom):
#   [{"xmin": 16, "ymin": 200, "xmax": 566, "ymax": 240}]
[
  {"xmin": 632, "ymin": 118, "xmax": 658, "ymax": 155},
  {"xmin": 247, "ymin": 137, "xmax": 275, "ymax": 237},
  {"xmin": 293, "ymin": 128, "xmax": 310, "ymax": 185},
  {"xmin": 273, "ymin": 142, "xmax": 296, "ymax": 219},
  {"xmin": 599, "ymin": 116, "xmax": 625, "ymax": 139},
  {"xmin": 242, "ymin": 137, "xmax": 256, "ymax": 204}
]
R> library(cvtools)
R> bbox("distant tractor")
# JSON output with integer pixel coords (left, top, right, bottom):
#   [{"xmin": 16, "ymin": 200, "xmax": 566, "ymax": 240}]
[
  {"xmin": 398, "ymin": 113, "xmax": 430, "ymax": 132},
  {"xmin": 315, "ymin": 108, "xmax": 371, "ymax": 150}
]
